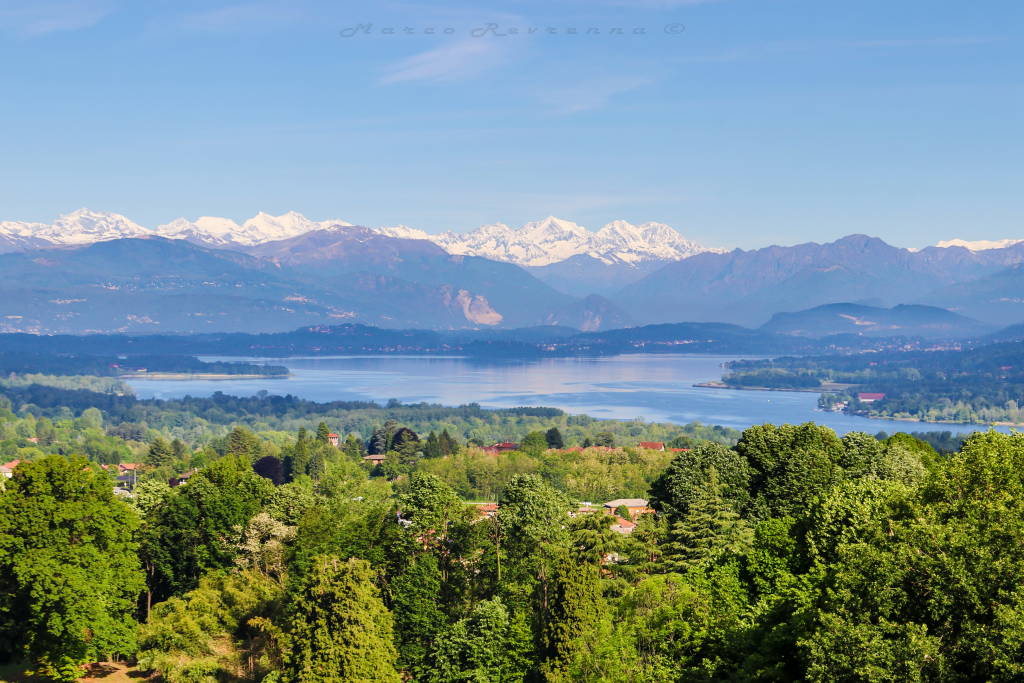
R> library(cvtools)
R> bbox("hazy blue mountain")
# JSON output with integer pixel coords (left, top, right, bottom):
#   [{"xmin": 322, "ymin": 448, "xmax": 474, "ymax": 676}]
[
  {"xmin": 541, "ymin": 294, "xmax": 635, "ymax": 331},
  {"xmin": 987, "ymin": 320, "xmax": 1024, "ymax": 343},
  {"xmin": 615, "ymin": 235, "xmax": 1024, "ymax": 326},
  {"xmin": 761, "ymin": 303, "xmax": 991, "ymax": 339},
  {"xmin": 0, "ymin": 233, "xmax": 583, "ymax": 334},
  {"xmin": 0, "ymin": 238, "xmax": 427, "ymax": 333},
  {"xmin": 916, "ymin": 263, "xmax": 1024, "ymax": 325},
  {"xmin": 0, "ymin": 320, "xmax": 824, "ymax": 359},
  {"xmin": 526, "ymin": 254, "xmax": 667, "ymax": 297},
  {"xmin": 245, "ymin": 227, "xmax": 576, "ymax": 328},
  {"xmin": 6, "ymin": 228, "xmax": 1024, "ymax": 335}
]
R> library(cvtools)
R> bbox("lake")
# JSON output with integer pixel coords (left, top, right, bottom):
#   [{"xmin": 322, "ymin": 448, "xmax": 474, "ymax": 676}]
[{"xmin": 126, "ymin": 354, "xmax": 1001, "ymax": 436}]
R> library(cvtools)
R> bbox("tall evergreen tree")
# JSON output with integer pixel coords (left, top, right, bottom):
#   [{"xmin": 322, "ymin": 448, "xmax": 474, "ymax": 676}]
[
  {"xmin": 315, "ymin": 421, "xmax": 331, "ymax": 445},
  {"xmin": 540, "ymin": 555, "xmax": 607, "ymax": 681},
  {"xmin": 343, "ymin": 433, "xmax": 365, "ymax": 460},
  {"xmin": 423, "ymin": 431, "xmax": 442, "ymax": 458},
  {"xmin": 545, "ymin": 427, "xmax": 565, "ymax": 450},
  {"xmin": 369, "ymin": 420, "xmax": 399, "ymax": 455},
  {"xmin": 226, "ymin": 426, "xmax": 261, "ymax": 461},
  {"xmin": 146, "ymin": 436, "xmax": 174, "ymax": 468},
  {"xmin": 282, "ymin": 556, "xmax": 400, "ymax": 682},
  {"xmin": 438, "ymin": 429, "xmax": 459, "ymax": 456},
  {"xmin": 428, "ymin": 598, "xmax": 516, "ymax": 682},
  {"xmin": 390, "ymin": 554, "xmax": 445, "ymax": 676},
  {"xmin": 290, "ymin": 429, "xmax": 312, "ymax": 481},
  {"xmin": 392, "ymin": 426, "xmax": 420, "ymax": 450},
  {"xmin": 307, "ymin": 450, "xmax": 326, "ymax": 480},
  {"xmin": 170, "ymin": 437, "xmax": 190, "ymax": 463},
  {"xmin": 569, "ymin": 511, "xmax": 618, "ymax": 565},
  {"xmin": 661, "ymin": 468, "xmax": 751, "ymax": 572},
  {"xmin": 34, "ymin": 417, "xmax": 56, "ymax": 446}
]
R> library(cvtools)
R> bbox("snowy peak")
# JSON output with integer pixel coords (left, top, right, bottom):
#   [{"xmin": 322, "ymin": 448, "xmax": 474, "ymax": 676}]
[
  {"xmin": 0, "ymin": 209, "xmax": 150, "ymax": 252},
  {"xmin": 157, "ymin": 211, "xmax": 353, "ymax": 247},
  {"xmin": 435, "ymin": 217, "xmax": 595, "ymax": 266},
  {"xmin": 435, "ymin": 217, "xmax": 718, "ymax": 266},
  {"xmin": 0, "ymin": 209, "xmax": 718, "ymax": 267},
  {"xmin": 0, "ymin": 209, "xmax": 357, "ymax": 252},
  {"xmin": 39, "ymin": 209, "xmax": 149, "ymax": 245},
  {"xmin": 521, "ymin": 216, "xmax": 590, "ymax": 241},
  {"xmin": 155, "ymin": 216, "xmax": 243, "ymax": 246},
  {"xmin": 376, "ymin": 225, "xmax": 433, "ymax": 241},
  {"xmin": 936, "ymin": 237, "xmax": 1024, "ymax": 251}
]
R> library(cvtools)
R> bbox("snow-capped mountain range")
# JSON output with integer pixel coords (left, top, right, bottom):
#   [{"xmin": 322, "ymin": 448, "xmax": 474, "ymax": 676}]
[
  {"xmin": 431, "ymin": 216, "xmax": 718, "ymax": 266},
  {"xmin": 156, "ymin": 211, "xmax": 353, "ymax": 247},
  {"xmin": 0, "ymin": 209, "xmax": 720, "ymax": 266},
  {"xmin": 2, "ymin": 209, "xmax": 1019, "ymax": 267},
  {"xmin": 0, "ymin": 209, "xmax": 353, "ymax": 252},
  {"xmin": 935, "ymin": 237, "xmax": 1024, "ymax": 251}
]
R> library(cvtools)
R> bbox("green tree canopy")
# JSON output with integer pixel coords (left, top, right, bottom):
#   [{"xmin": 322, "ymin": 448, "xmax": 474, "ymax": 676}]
[
  {"xmin": 648, "ymin": 441, "xmax": 751, "ymax": 519},
  {"xmin": 282, "ymin": 556, "xmax": 400, "ymax": 682},
  {"xmin": 0, "ymin": 456, "xmax": 145, "ymax": 681}
]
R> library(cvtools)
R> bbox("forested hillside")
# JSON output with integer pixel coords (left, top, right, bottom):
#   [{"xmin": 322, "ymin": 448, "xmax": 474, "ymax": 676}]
[{"xmin": 1, "ymin": 385, "xmax": 1024, "ymax": 680}]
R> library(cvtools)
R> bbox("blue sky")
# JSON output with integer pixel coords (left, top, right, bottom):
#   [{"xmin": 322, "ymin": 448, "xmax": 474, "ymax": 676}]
[{"xmin": 0, "ymin": 0, "xmax": 1020, "ymax": 248}]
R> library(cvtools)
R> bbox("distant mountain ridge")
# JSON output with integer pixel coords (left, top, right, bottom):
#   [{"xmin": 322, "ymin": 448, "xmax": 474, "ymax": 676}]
[
  {"xmin": 761, "ymin": 303, "xmax": 992, "ymax": 339},
  {"xmin": 0, "ymin": 209, "xmax": 718, "ymax": 267},
  {"xmin": 0, "ymin": 232, "xmax": 628, "ymax": 334},
  {"xmin": 2, "ymin": 209, "xmax": 1024, "ymax": 334},
  {"xmin": 935, "ymin": 238, "xmax": 1024, "ymax": 251},
  {"xmin": 429, "ymin": 216, "xmax": 718, "ymax": 266},
  {"xmin": 615, "ymin": 234, "xmax": 1024, "ymax": 326}
]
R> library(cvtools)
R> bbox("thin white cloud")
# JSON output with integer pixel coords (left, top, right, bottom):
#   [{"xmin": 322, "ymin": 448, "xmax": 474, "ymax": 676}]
[
  {"xmin": 179, "ymin": 2, "xmax": 305, "ymax": 33},
  {"xmin": 379, "ymin": 38, "xmax": 511, "ymax": 84},
  {"xmin": 0, "ymin": 0, "xmax": 113, "ymax": 36},
  {"xmin": 539, "ymin": 75, "xmax": 654, "ymax": 115}
]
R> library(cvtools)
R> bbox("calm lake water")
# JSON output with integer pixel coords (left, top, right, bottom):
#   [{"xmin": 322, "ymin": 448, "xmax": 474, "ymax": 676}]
[{"xmin": 126, "ymin": 354, "xmax": 1001, "ymax": 436}]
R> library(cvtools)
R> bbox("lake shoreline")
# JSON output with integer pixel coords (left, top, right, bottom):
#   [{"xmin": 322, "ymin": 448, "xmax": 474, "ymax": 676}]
[
  {"xmin": 120, "ymin": 372, "xmax": 289, "ymax": 380},
  {"xmin": 125, "ymin": 355, "xmax": 1008, "ymax": 436},
  {"xmin": 694, "ymin": 381, "xmax": 855, "ymax": 393},
  {"xmin": 695, "ymin": 381, "xmax": 1018, "ymax": 429}
]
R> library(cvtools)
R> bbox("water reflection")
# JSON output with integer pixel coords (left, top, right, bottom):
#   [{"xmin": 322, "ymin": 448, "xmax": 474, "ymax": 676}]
[{"xmin": 126, "ymin": 354, "xmax": 1002, "ymax": 436}]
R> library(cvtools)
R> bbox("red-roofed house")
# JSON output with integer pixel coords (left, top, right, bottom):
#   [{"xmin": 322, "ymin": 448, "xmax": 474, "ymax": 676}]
[
  {"xmin": 603, "ymin": 498, "xmax": 655, "ymax": 517},
  {"xmin": 1, "ymin": 459, "xmax": 21, "ymax": 479},
  {"xmin": 610, "ymin": 516, "xmax": 637, "ymax": 535},
  {"xmin": 327, "ymin": 433, "xmax": 340, "ymax": 447},
  {"xmin": 638, "ymin": 441, "xmax": 665, "ymax": 451},
  {"xmin": 475, "ymin": 503, "xmax": 499, "ymax": 519},
  {"xmin": 857, "ymin": 393, "xmax": 886, "ymax": 403},
  {"xmin": 482, "ymin": 442, "xmax": 519, "ymax": 455}
]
